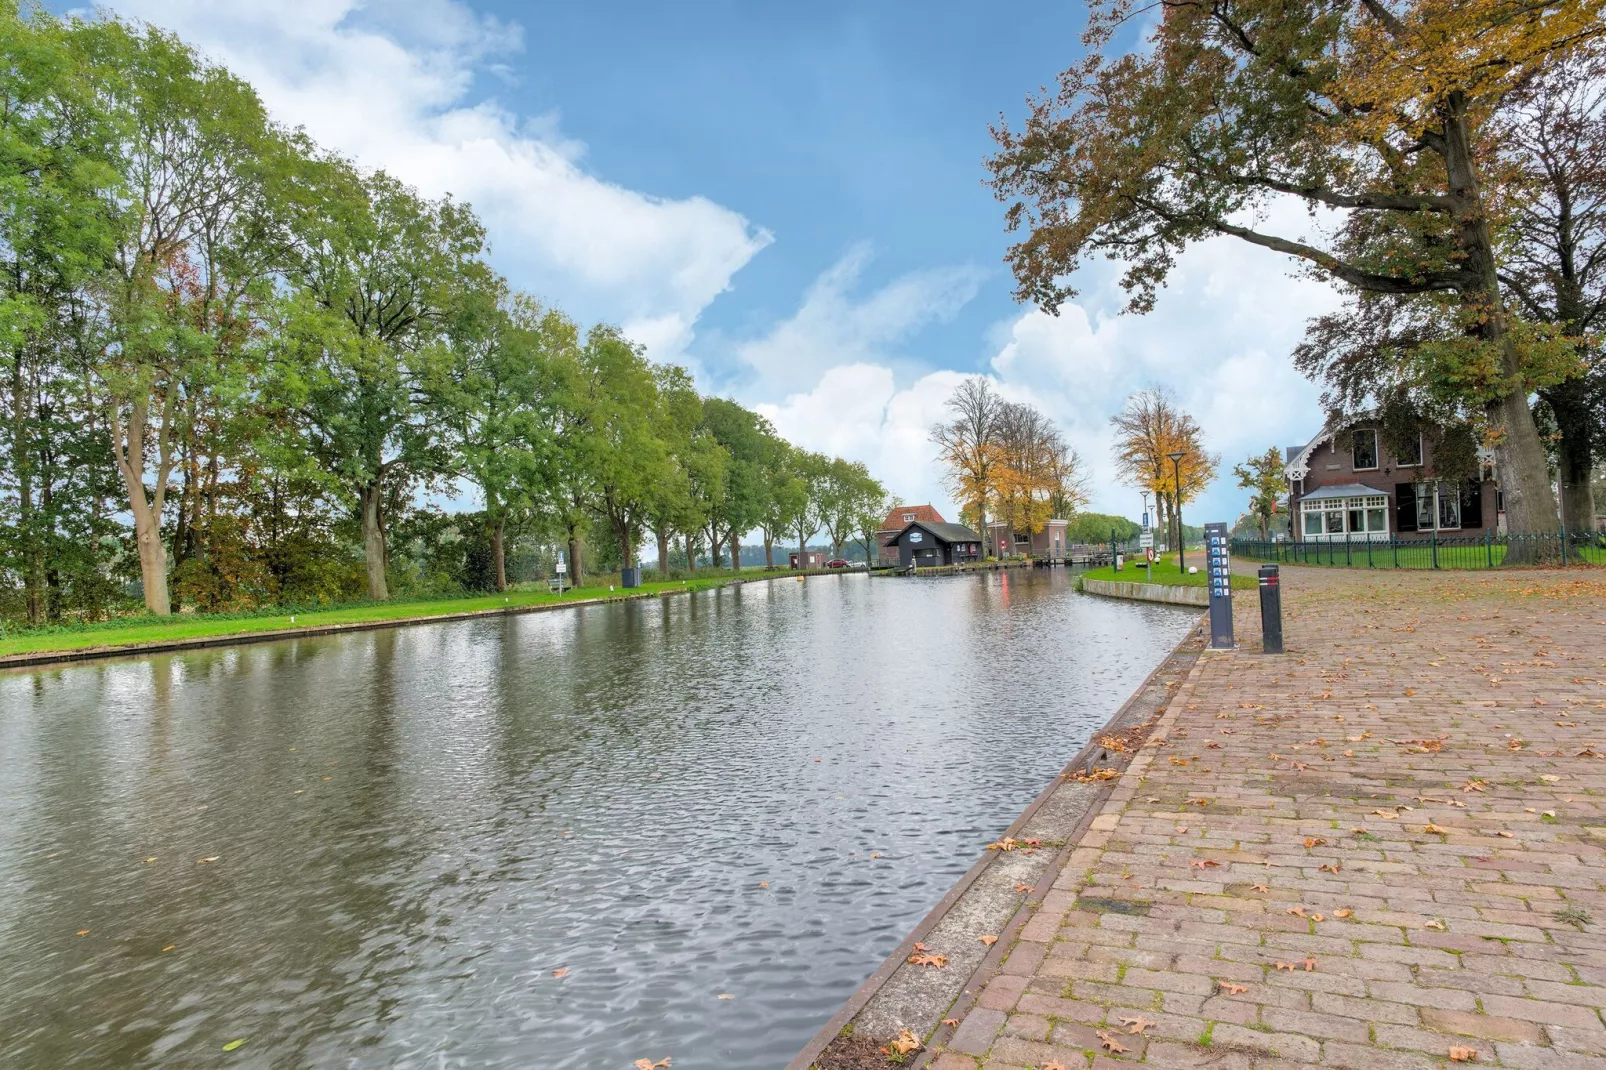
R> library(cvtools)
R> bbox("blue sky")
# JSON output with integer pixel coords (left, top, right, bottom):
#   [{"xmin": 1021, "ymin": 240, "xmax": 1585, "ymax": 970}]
[{"xmin": 87, "ymin": 0, "xmax": 1342, "ymax": 528}]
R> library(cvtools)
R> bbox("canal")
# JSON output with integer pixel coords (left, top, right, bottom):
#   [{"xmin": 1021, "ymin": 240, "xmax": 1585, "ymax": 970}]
[{"xmin": 0, "ymin": 569, "xmax": 1196, "ymax": 1069}]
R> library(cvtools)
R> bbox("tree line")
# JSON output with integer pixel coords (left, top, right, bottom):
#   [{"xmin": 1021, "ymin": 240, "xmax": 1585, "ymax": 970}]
[
  {"xmin": 988, "ymin": 0, "xmax": 1605, "ymax": 560},
  {"xmin": 0, "ymin": 6, "xmax": 888, "ymax": 624},
  {"xmin": 930, "ymin": 377, "xmax": 1089, "ymax": 546}
]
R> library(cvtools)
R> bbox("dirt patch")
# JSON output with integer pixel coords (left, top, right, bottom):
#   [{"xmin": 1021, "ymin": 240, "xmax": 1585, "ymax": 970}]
[{"xmin": 810, "ymin": 1032, "xmax": 907, "ymax": 1070}]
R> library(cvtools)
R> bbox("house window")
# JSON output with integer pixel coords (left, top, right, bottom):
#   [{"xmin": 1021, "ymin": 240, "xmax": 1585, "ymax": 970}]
[
  {"xmin": 1291, "ymin": 477, "xmax": 1304, "ymax": 497},
  {"xmin": 1352, "ymin": 428, "xmax": 1378, "ymax": 470},
  {"xmin": 1397, "ymin": 434, "xmax": 1422, "ymax": 467},
  {"xmin": 1303, "ymin": 510, "xmax": 1323, "ymax": 536},
  {"xmin": 902, "ymin": 512, "xmax": 915, "ymax": 523},
  {"xmin": 1414, "ymin": 481, "xmax": 1461, "ymax": 530},
  {"xmin": 1325, "ymin": 509, "xmax": 1345, "ymax": 534}
]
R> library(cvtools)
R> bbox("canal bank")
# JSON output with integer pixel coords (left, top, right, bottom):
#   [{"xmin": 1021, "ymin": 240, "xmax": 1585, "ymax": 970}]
[
  {"xmin": 821, "ymin": 564, "xmax": 1606, "ymax": 1069},
  {"xmin": 0, "ymin": 569, "xmax": 830, "ymax": 671}
]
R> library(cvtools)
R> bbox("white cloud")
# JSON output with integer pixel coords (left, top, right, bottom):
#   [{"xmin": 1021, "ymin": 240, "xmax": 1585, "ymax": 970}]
[
  {"xmin": 102, "ymin": 0, "xmax": 771, "ymax": 364},
  {"xmin": 753, "ymin": 202, "xmax": 1343, "ymax": 527},
  {"xmin": 737, "ymin": 244, "xmax": 983, "ymax": 396}
]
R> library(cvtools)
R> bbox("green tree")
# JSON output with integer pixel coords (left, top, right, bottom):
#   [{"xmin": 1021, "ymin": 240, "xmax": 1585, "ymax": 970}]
[
  {"xmin": 1233, "ymin": 447, "xmax": 1287, "ymax": 541},
  {"xmin": 277, "ymin": 166, "xmax": 489, "ymax": 600},
  {"xmin": 988, "ymin": 0, "xmax": 1603, "ymax": 554}
]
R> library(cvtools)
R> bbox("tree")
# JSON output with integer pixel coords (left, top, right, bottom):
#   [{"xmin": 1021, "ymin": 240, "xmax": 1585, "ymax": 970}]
[
  {"xmin": 757, "ymin": 440, "xmax": 802, "ymax": 568},
  {"xmin": 700, "ymin": 397, "xmax": 771, "ymax": 573},
  {"xmin": 789, "ymin": 449, "xmax": 829, "ymax": 565},
  {"xmin": 1234, "ymin": 447, "xmax": 1287, "ymax": 540},
  {"xmin": 931, "ymin": 376, "xmax": 1003, "ymax": 554},
  {"xmin": 435, "ymin": 287, "xmax": 573, "ymax": 591},
  {"xmin": 988, "ymin": 0, "xmax": 1605, "ymax": 554},
  {"xmin": 1110, "ymin": 389, "xmax": 1218, "ymax": 557},
  {"xmin": 277, "ymin": 166, "xmax": 488, "ymax": 600}
]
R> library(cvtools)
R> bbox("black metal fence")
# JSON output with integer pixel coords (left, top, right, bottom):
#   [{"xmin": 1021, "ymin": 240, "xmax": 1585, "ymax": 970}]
[{"xmin": 1231, "ymin": 530, "xmax": 1606, "ymax": 569}]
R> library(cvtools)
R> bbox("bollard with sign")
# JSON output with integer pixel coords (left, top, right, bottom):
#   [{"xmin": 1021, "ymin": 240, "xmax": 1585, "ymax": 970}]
[
  {"xmin": 1204, "ymin": 522, "xmax": 1234, "ymax": 649},
  {"xmin": 1258, "ymin": 564, "xmax": 1284, "ymax": 654},
  {"xmin": 1139, "ymin": 526, "xmax": 1154, "ymax": 582}
]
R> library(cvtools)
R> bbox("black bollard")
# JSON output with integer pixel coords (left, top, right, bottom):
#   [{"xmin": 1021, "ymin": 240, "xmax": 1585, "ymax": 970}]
[{"xmin": 1258, "ymin": 564, "xmax": 1283, "ymax": 654}]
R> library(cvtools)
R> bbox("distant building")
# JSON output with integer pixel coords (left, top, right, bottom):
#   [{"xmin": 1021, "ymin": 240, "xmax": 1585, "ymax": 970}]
[
  {"xmin": 887, "ymin": 521, "xmax": 983, "ymax": 568},
  {"xmin": 790, "ymin": 550, "xmax": 829, "ymax": 569},
  {"xmin": 987, "ymin": 519, "xmax": 1070, "ymax": 562},
  {"xmin": 1284, "ymin": 419, "xmax": 1500, "ymax": 542},
  {"xmin": 875, "ymin": 503, "xmax": 946, "ymax": 565}
]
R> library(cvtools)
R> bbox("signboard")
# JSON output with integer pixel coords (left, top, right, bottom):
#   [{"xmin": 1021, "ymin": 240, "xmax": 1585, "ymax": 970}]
[
  {"xmin": 1139, "ymin": 531, "xmax": 1154, "ymax": 549},
  {"xmin": 909, "ymin": 531, "xmax": 924, "ymax": 543},
  {"xmin": 1142, "ymin": 510, "xmax": 1150, "ymax": 530},
  {"xmin": 1204, "ymin": 521, "xmax": 1234, "ymax": 649}
]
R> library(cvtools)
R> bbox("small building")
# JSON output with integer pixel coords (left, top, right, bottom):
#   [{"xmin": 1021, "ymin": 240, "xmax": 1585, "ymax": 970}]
[
  {"xmin": 875, "ymin": 503, "xmax": 947, "ymax": 565},
  {"xmin": 1284, "ymin": 420, "xmax": 1499, "ymax": 542},
  {"xmin": 790, "ymin": 550, "xmax": 828, "ymax": 569},
  {"xmin": 888, "ymin": 521, "xmax": 983, "ymax": 568},
  {"xmin": 987, "ymin": 519, "xmax": 1071, "ymax": 561}
]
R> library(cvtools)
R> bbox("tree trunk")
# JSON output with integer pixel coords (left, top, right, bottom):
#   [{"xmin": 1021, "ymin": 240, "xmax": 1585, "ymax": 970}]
[
  {"xmin": 567, "ymin": 529, "xmax": 583, "ymax": 586},
  {"xmin": 1442, "ymin": 92, "xmax": 1560, "ymax": 558},
  {"xmin": 359, "ymin": 481, "xmax": 389, "ymax": 600},
  {"xmin": 109, "ymin": 394, "xmax": 175, "ymax": 616},
  {"xmin": 491, "ymin": 514, "xmax": 507, "ymax": 592},
  {"xmin": 764, "ymin": 535, "xmax": 774, "ymax": 568},
  {"xmin": 729, "ymin": 532, "xmax": 741, "ymax": 572},
  {"xmin": 129, "ymin": 494, "xmax": 170, "ymax": 616},
  {"xmin": 1544, "ymin": 380, "xmax": 1596, "ymax": 548},
  {"xmin": 684, "ymin": 534, "xmax": 696, "ymax": 573},
  {"xmin": 656, "ymin": 529, "xmax": 671, "ymax": 576},
  {"xmin": 11, "ymin": 355, "xmax": 42, "ymax": 625}
]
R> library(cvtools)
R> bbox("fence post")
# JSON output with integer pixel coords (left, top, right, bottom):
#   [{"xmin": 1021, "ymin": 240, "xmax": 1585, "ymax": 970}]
[
  {"xmin": 1345, "ymin": 531, "xmax": 1352, "ymax": 567},
  {"xmin": 1562, "ymin": 523, "xmax": 1569, "ymax": 564},
  {"xmin": 1485, "ymin": 527, "xmax": 1492, "ymax": 568},
  {"xmin": 1431, "ymin": 528, "xmax": 1439, "ymax": 569},
  {"xmin": 1367, "ymin": 534, "xmax": 1373, "ymax": 569},
  {"xmin": 1392, "ymin": 535, "xmax": 1399, "ymax": 569}
]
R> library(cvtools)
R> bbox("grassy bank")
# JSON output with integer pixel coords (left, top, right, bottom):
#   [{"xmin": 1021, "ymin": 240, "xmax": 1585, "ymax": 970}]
[
  {"xmin": 0, "ymin": 569, "xmax": 819, "ymax": 660},
  {"xmin": 1081, "ymin": 557, "xmax": 1257, "ymax": 591}
]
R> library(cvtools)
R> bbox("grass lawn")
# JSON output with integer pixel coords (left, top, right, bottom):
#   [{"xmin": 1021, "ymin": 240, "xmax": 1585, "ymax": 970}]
[
  {"xmin": 0, "ymin": 571, "xmax": 817, "ymax": 660},
  {"xmin": 1082, "ymin": 556, "xmax": 1258, "ymax": 591}
]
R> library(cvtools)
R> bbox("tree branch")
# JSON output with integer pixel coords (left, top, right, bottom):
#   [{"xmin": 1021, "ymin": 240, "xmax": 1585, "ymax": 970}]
[{"xmin": 1206, "ymin": 216, "xmax": 1468, "ymax": 293}]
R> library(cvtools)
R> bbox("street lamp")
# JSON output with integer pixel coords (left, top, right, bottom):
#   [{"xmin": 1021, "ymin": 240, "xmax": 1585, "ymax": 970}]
[{"xmin": 1168, "ymin": 451, "xmax": 1187, "ymax": 574}]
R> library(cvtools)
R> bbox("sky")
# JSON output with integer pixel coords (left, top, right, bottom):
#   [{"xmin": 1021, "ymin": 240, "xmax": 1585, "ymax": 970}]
[{"xmin": 74, "ymin": 0, "xmax": 1344, "ymax": 530}]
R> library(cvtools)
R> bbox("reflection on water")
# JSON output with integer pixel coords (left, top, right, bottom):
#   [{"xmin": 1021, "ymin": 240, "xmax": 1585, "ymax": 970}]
[{"xmin": 0, "ymin": 570, "xmax": 1194, "ymax": 1069}]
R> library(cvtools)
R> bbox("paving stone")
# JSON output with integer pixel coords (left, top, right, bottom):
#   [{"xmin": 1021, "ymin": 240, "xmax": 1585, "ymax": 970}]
[{"xmin": 932, "ymin": 566, "xmax": 1606, "ymax": 1070}]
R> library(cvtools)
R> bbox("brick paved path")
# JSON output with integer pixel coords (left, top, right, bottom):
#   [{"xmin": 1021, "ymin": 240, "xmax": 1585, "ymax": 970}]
[{"xmin": 934, "ymin": 565, "xmax": 1606, "ymax": 1070}]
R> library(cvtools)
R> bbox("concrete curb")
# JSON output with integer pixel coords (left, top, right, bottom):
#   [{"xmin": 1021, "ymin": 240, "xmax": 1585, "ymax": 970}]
[
  {"xmin": 786, "ymin": 612, "xmax": 1208, "ymax": 1070},
  {"xmin": 0, "ymin": 570, "xmax": 841, "ymax": 673},
  {"xmin": 1080, "ymin": 576, "xmax": 1210, "ymax": 606}
]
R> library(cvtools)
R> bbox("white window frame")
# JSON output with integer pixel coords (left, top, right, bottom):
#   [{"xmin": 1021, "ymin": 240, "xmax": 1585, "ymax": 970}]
[
  {"xmin": 1414, "ymin": 481, "xmax": 1461, "ymax": 532},
  {"xmin": 1299, "ymin": 494, "xmax": 1390, "ymax": 542},
  {"xmin": 1397, "ymin": 434, "xmax": 1423, "ymax": 468},
  {"xmin": 1351, "ymin": 428, "xmax": 1379, "ymax": 471}
]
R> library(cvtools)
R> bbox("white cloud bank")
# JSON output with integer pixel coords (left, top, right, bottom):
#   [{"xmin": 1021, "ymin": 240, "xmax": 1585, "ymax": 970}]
[
  {"xmin": 756, "ymin": 205, "xmax": 1344, "ymax": 527},
  {"xmin": 100, "ymin": 0, "xmax": 772, "ymax": 364}
]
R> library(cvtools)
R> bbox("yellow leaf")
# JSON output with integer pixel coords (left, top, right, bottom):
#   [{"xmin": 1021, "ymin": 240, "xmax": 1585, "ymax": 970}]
[
  {"xmin": 1449, "ymin": 1045, "xmax": 1478, "ymax": 1063},
  {"xmin": 980, "ymin": 934, "xmax": 998, "ymax": 946},
  {"xmin": 889, "ymin": 1029, "xmax": 921, "ymax": 1055}
]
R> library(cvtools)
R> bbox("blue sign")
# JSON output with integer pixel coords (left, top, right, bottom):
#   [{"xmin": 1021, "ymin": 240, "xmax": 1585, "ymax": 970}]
[{"xmin": 1204, "ymin": 522, "xmax": 1234, "ymax": 649}]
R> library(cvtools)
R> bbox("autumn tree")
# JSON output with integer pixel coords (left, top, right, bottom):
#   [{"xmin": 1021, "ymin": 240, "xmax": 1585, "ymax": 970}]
[
  {"xmin": 1110, "ymin": 389, "xmax": 1218, "ymax": 556},
  {"xmin": 1234, "ymin": 447, "xmax": 1287, "ymax": 540},
  {"xmin": 931, "ymin": 376, "xmax": 1002, "ymax": 553},
  {"xmin": 989, "ymin": 0, "xmax": 1605, "ymax": 557}
]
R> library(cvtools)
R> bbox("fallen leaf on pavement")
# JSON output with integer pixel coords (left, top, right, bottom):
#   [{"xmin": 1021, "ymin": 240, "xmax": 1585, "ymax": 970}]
[
  {"xmin": 1014, "ymin": 884, "xmax": 1031, "ymax": 893},
  {"xmin": 1334, "ymin": 909, "xmax": 1353, "ymax": 919},
  {"xmin": 1425, "ymin": 918, "xmax": 1447, "ymax": 931},
  {"xmin": 1117, "ymin": 1014, "xmax": 1155, "ymax": 1034},
  {"xmin": 942, "ymin": 1018, "xmax": 958, "ymax": 1027},
  {"xmin": 1424, "ymin": 824, "xmax": 1447, "ymax": 835},
  {"xmin": 1303, "ymin": 837, "xmax": 1326, "ymax": 848},
  {"xmin": 1096, "ymin": 1030, "xmax": 1130, "ymax": 1053},
  {"xmin": 980, "ymin": 934, "xmax": 998, "ymax": 946},
  {"xmin": 1219, "ymin": 981, "xmax": 1248, "ymax": 994},
  {"xmin": 907, "ymin": 952, "xmax": 948, "ymax": 968},
  {"xmin": 1319, "ymin": 863, "xmax": 1342, "ymax": 874},
  {"xmin": 888, "ymin": 1029, "xmax": 920, "ymax": 1056},
  {"xmin": 1287, "ymin": 906, "xmax": 1307, "ymax": 918},
  {"xmin": 1251, "ymin": 883, "xmax": 1269, "ymax": 893},
  {"xmin": 1449, "ymin": 1046, "xmax": 1478, "ymax": 1063},
  {"xmin": 1191, "ymin": 859, "xmax": 1221, "ymax": 870}
]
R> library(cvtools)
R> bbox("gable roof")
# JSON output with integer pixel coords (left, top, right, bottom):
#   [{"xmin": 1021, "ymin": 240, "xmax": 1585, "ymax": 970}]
[
  {"xmin": 879, "ymin": 503, "xmax": 945, "ymax": 529},
  {"xmin": 895, "ymin": 520, "xmax": 981, "ymax": 544}
]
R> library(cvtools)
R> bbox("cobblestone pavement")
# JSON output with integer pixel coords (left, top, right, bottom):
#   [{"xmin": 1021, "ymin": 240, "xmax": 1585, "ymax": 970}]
[{"xmin": 934, "ymin": 565, "xmax": 1606, "ymax": 1070}]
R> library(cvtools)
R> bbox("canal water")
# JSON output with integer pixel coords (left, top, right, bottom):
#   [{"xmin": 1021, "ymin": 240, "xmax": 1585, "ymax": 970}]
[{"xmin": 0, "ymin": 569, "xmax": 1195, "ymax": 1069}]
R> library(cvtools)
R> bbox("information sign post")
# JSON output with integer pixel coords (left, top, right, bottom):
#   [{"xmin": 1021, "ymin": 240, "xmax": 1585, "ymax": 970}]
[{"xmin": 1204, "ymin": 522, "xmax": 1234, "ymax": 649}]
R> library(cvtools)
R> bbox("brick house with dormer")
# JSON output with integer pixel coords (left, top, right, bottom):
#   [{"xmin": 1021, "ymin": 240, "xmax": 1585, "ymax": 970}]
[
  {"xmin": 875, "ymin": 504, "xmax": 946, "ymax": 565},
  {"xmin": 1284, "ymin": 421, "xmax": 1502, "ymax": 543}
]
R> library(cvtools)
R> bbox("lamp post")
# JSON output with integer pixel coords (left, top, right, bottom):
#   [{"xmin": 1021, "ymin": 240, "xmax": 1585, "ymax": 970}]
[{"xmin": 1168, "ymin": 450, "xmax": 1187, "ymax": 574}]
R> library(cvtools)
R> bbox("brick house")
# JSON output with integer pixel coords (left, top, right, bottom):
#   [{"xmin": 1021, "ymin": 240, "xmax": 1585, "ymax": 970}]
[
  {"xmin": 985, "ymin": 519, "xmax": 1070, "ymax": 561},
  {"xmin": 875, "ymin": 504, "xmax": 946, "ymax": 565},
  {"xmin": 1284, "ymin": 420, "xmax": 1501, "ymax": 542}
]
